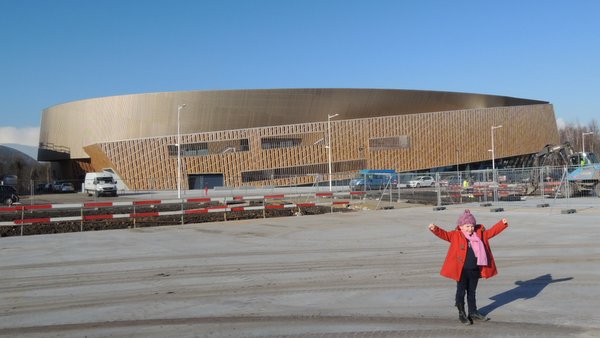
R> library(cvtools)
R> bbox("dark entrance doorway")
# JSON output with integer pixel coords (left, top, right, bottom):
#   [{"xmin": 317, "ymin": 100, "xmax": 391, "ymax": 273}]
[{"xmin": 188, "ymin": 174, "xmax": 224, "ymax": 189}]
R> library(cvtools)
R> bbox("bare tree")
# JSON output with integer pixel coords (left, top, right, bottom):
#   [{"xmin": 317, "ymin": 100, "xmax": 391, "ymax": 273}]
[{"xmin": 559, "ymin": 119, "xmax": 599, "ymax": 154}]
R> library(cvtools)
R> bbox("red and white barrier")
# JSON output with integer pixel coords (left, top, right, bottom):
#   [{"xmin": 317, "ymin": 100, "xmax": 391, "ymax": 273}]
[
  {"xmin": 0, "ymin": 191, "xmax": 363, "ymax": 215},
  {"xmin": 0, "ymin": 192, "xmax": 355, "ymax": 226}
]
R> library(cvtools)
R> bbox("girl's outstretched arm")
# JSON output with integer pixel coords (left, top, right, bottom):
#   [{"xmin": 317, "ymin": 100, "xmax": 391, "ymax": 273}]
[
  {"xmin": 485, "ymin": 218, "xmax": 509, "ymax": 239},
  {"xmin": 429, "ymin": 223, "xmax": 451, "ymax": 242}
]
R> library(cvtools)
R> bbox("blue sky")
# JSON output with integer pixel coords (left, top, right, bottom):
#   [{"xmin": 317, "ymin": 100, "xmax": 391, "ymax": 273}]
[{"xmin": 1, "ymin": 0, "xmax": 599, "ymax": 146}]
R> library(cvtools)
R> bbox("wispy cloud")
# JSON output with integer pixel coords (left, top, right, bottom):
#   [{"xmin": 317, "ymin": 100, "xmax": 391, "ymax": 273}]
[
  {"xmin": 556, "ymin": 118, "xmax": 566, "ymax": 129},
  {"xmin": 0, "ymin": 127, "xmax": 39, "ymax": 146}
]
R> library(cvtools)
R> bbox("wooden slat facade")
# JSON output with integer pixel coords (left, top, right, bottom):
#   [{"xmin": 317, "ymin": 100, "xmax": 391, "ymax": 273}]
[{"xmin": 84, "ymin": 103, "xmax": 558, "ymax": 190}]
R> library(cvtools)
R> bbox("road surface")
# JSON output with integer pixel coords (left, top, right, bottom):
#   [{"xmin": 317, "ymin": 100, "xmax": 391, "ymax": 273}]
[{"xmin": 1, "ymin": 199, "xmax": 599, "ymax": 337}]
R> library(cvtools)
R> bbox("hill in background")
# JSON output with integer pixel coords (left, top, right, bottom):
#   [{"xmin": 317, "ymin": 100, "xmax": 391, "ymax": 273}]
[
  {"xmin": 0, "ymin": 145, "xmax": 51, "ymax": 193},
  {"xmin": 0, "ymin": 144, "xmax": 38, "ymax": 160}
]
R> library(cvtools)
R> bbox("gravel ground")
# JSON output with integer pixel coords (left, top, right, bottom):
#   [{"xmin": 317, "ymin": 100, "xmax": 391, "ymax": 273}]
[{"xmin": 1, "ymin": 199, "xmax": 599, "ymax": 337}]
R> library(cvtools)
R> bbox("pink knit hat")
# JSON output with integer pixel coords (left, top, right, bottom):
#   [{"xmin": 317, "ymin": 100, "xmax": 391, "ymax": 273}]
[{"xmin": 456, "ymin": 209, "xmax": 477, "ymax": 226}]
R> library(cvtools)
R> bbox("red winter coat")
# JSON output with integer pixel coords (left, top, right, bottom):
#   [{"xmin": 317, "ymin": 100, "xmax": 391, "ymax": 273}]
[{"xmin": 430, "ymin": 220, "xmax": 508, "ymax": 281}]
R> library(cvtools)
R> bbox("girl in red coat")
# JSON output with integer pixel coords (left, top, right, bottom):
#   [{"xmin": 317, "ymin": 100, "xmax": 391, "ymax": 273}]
[{"xmin": 429, "ymin": 209, "xmax": 508, "ymax": 325}]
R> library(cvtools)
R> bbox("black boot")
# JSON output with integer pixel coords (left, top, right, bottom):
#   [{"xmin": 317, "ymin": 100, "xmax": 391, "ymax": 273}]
[
  {"xmin": 456, "ymin": 304, "xmax": 472, "ymax": 325},
  {"xmin": 469, "ymin": 310, "xmax": 489, "ymax": 321}
]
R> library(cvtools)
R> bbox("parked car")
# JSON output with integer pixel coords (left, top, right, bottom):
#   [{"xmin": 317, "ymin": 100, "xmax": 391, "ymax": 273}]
[
  {"xmin": 408, "ymin": 176, "xmax": 435, "ymax": 188},
  {"xmin": 60, "ymin": 182, "xmax": 76, "ymax": 193},
  {"xmin": 51, "ymin": 181, "xmax": 64, "ymax": 192},
  {"xmin": 349, "ymin": 170, "xmax": 398, "ymax": 191},
  {"xmin": 0, "ymin": 185, "xmax": 19, "ymax": 205}
]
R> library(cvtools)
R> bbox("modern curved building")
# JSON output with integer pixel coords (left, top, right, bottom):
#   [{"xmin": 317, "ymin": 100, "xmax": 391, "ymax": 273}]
[{"xmin": 39, "ymin": 88, "xmax": 559, "ymax": 189}]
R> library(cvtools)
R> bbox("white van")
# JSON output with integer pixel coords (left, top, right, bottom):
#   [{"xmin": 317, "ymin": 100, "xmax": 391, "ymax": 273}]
[{"xmin": 84, "ymin": 172, "xmax": 118, "ymax": 197}]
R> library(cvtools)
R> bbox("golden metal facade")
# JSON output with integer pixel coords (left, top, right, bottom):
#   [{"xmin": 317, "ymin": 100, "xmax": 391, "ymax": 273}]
[
  {"xmin": 39, "ymin": 89, "xmax": 559, "ymax": 187},
  {"xmin": 39, "ymin": 89, "xmax": 547, "ymax": 160}
]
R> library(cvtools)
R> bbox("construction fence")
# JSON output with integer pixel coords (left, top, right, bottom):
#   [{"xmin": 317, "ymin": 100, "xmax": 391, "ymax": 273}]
[
  {"xmin": 2, "ymin": 166, "xmax": 598, "ymax": 237},
  {"xmin": 5, "ymin": 165, "xmax": 600, "ymax": 206}
]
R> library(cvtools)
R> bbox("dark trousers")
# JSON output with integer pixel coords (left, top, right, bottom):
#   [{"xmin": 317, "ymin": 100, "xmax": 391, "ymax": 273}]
[{"xmin": 455, "ymin": 268, "xmax": 480, "ymax": 314}]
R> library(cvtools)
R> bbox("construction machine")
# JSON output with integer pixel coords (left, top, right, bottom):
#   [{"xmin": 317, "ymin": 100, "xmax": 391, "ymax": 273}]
[{"xmin": 527, "ymin": 142, "xmax": 600, "ymax": 197}]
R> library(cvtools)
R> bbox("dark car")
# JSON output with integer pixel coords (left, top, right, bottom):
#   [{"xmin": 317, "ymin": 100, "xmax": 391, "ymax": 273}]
[
  {"xmin": 0, "ymin": 185, "xmax": 19, "ymax": 205},
  {"xmin": 59, "ymin": 182, "xmax": 75, "ymax": 193}
]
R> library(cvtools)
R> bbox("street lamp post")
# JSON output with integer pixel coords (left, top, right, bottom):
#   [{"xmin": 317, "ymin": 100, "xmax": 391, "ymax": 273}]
[
  {"xmin": 455, "ymin": 148, "xmax": 460, "ymax": 179},
  {"xmin": 177, "ymin": 104, "xmax": 186, "ymax": 199},
  {"xmin": 582, "ymin": 131, "xmax": 594, "ymax": 154},
  {"xmin": 491, "ymin": 125, "xmax": 503, "ymax": 202},
  {"xmin": 327, "ymin": 113, "xmax": 339, "ymax": 191}
]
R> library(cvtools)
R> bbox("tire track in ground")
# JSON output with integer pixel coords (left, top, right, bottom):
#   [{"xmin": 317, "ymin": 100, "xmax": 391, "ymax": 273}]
[
  {"xmin": 0, "ymin": 245, "xmax": 432, "ymax": 291},
  {"xmin": 1, "ymin": 254, "xmax": 440, "ymax": 316},
  {"xmin": 0, "ymin": 315, "xmax": 587, "ymax": 338},
  {"xmin": 0, "ymin": 245, "xmax": 414, "ymax": 269}
]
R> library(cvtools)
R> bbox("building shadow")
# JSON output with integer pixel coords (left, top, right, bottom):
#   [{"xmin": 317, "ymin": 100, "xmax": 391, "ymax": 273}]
[{"xmin": 479, "ymin": 274, "xmax": 573, "ymax": 315}]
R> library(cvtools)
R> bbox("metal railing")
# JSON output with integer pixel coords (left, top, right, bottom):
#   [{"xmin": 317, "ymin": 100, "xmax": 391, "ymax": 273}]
[{"xmin": 6, "ymin": 166, "xmax": 599, "ymax": 206}]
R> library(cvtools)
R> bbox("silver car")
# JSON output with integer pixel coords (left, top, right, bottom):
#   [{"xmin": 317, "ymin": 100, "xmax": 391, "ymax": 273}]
[
  {"xmin": 408, "ymin": 176, "xmax": 435, "ymax": 188},
  {"xmin": 60, "ymin": 183, "xmax": 76, "ymax": 193}
]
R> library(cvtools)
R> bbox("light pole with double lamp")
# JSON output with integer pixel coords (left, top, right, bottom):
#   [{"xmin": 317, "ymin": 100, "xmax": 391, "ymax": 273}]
[
  {"xmin": 491, "ymin": 125, "xmax": 503, "ymax": 202},
  {"xmin": 177, "ymin": 104, "xmax": 186, "ymax": 199},
  {"xmin": 327, "ymin": 113, "xmax": 339, "ymax": 191}
]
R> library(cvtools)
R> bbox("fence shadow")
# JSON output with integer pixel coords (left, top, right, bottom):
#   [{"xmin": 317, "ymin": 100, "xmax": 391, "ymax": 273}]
[{"xmin": 479, "ymin": 274, "xmax": 573, "ymax": 315}]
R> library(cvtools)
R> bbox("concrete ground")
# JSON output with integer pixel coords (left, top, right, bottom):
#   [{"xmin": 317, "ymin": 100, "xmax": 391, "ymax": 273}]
[{"xmin": 1, "ymin": 197, "xmax": 599, "ymax": 337}]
